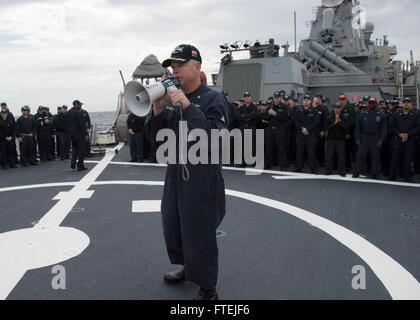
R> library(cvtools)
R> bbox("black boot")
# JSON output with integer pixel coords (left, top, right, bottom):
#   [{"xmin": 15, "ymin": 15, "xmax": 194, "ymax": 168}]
[
  {"xmin": 163, "ymin": 268, "xmax": 185, "ymax": 283},
  {"xmin": 192, "ymin": 288, "xmax": 218, "ymax": 300}
]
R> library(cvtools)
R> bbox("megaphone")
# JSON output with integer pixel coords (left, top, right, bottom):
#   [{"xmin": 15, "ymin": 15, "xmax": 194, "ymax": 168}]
[{"xmin": 124, "ymin": 77, "xmax": 181, "ymax": 117}]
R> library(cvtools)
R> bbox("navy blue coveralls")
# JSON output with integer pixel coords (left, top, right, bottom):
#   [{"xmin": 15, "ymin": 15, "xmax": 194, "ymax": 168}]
[
  {"xmin": 127, "ymin": 113, "xmax": 146, "ymax": 162},
  {"xmin": 294, "ymin": 106, "xmax": 321, "ymax": 172},
  {"xmin": 0, "ymin": 115, "xmax": 17, "ymax": 167},
  {"xmin": 16, "ymin": 115, "xmax": 37, "ymax": 165},
  {"xmin": 388, "ymin": 110, "xmax": 420, "ymax": 179},
  {"xmin": 267, "ymin": 102, "xmax": 293, "ymax": 169},
  {"xmin": 341, "ymin": 104, "xmax": 357, "ymax": 168},
  {"xmin": 145, "ymin": 83, "xmax": 229, "ymax": 290},
  {"xmin": 67, "ymin": 107, "xmax": 88, "ymax": 169},
  {"xmin": 34, "ymin": 112, "xmax": 53, "ymax": 161},
  {"xmin": 354, "ymin": 110, "xmax": 387, "ymax": 177},
  {"xmin": 237, "ymin": 103, "xmax": 259, "ymax": 165},
  {"xmin": 54, "ymin": 112, "xmax": 70, "ymax": 160}
]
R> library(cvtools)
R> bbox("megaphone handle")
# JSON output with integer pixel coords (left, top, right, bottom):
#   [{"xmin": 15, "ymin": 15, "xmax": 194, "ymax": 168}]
[{"xmin": 177, "ymin": 102, "xmax": 190, "ymax": 182}]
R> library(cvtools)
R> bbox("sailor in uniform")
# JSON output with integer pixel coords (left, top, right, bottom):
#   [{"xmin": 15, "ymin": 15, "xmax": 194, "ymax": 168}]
[
  {"xmin": 145, "ymin": 44, "xmax": 229, "ymax": 300},
  {"xmin": 353, "ymin": 97, "xmax": 387, "ymax": 179},
  {"xmin": 16, "ymin": 106, "xmax": 38, "ymax": 166},
  {"xmin": 388, "ymin": 97, "xmax": 420, "ymax": 183},
  {"xmin": 294, "ymin": 94, "xmax": 321, "ymax": 174}
]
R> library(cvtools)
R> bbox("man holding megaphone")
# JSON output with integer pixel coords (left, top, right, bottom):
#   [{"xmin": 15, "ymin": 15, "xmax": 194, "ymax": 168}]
[{"xmin": 143, "ymin": 44, "xmax": 229, "ymax": 300}]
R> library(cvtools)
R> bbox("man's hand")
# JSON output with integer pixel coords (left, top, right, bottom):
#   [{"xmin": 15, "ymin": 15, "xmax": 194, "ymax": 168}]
[
  {"xmin": 18, "ymin": 137, "xmax": 23, "ymax": 143},
  {"xmin": 168, "ymin": 90, "xmax": 191, "ymax": 110},
  {"xmin": 377, "ymin": 140, "xmax": 383, "ymax": 147},
  {"xmin": 85, "ymin": 135, "xmax": 89, "ymax": 142},
  {"xmin": 153, "ymin": 95, "xmax": 170, "ymax": 117},
  {"xmin": 302, "ymin": 128, "xmax": 309, "ymax": 136},
  {"xmin": 45, "ymin": 119, "xmax": 49, "ymax": 124},
  {"xmin": 399, "ymin": 133, "xmax": 408, "ymax": 142},
  {"xmin": 28, "ymin": 133, "xmax": 33, "ymax": 137},
  {"xmin": 268, "ymin": 109, "xmax": 277, "ymax": 116},
  {"xmin": 345, "ymin": 134, "xmax": 351, "ymax": 140},
  {"xmin": 335, "ymin": 115, "xmax": 341, "ymax": 124},
  {"xmin": 320, "ymin": 131, "xmax": 325, "ymax": 137},
  {"xmin": 128, "ymin": 129, "xmax": 134, "ymax": 135},
  {"xmin": 356, "ymin": 140, "xmax": 361, "ymax": 146},
  {"xmin": 6, "ymin": 137, "xmax": 12, "ymax": 142}
]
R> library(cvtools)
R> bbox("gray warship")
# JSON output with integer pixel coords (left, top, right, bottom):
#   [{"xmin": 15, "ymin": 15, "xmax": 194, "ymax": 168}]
[{"xmin": 211, "ymin": 0, "xmax": 420, "ymax": 105}]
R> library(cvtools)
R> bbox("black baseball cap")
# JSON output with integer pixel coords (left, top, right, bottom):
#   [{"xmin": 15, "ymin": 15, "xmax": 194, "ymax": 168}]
[
  {"xmin": 63, "ymin": 105, "xmax": 68, "ymax": 109},
  {"xmin": 233, "ymin": 101, "xmax": 239, "ymax": 106},
  {"xmin": 38, "ymin": 106, "xmax": 45, "ymax": 110},
  {"xmin": 333, "ymin": 103, "xmax": 341, "ymax": 108},
  {"xmin": 0, "ymin": 102, "xmax": 7, "ymax": 106},
  {"xmin": 363, "ymin": 96, "xmax": 371, "ymax": 101},
  {"xmin": 1, "ymin": 108, "xmax": 8, "ymax": 113},
  {"xmin": 57, "ymin": 106, "xmax": 63, "ymax": 110},
  {"xmin": 21, "ymin": 106, "xmax": 30, "ymax": 111},
  {"xmin": 244, "ymin": 91, "xmax": 251, "ymax": 97},
  {"xmin": 162, "ymin": 44, "xmax": 202, "ymax": 68},
  {"xmin": 403, "ymin": 97, "xmax": 412, "ymax": 103},
  {"xmin": 293, "ymin": 98, "xmax": 299, "ymax": 102},
  {"xmin": 239, "ymin": 98, "xmax": 245, "ymax": 102},
  {"xmin": 274, "ymin": 92, "xmax": 281, "ymax": 98},
  {"xmin": 261, "ymin": 101, "xmax": 267, "ymax": 106},
  {"xmin": 73, "ymin": 100, "xmax": 83, "ymax": 106},
  {"xmin": 304, "ymin": 94, "xmax": 312, "ymax": 100},
  {"xmin": 283, "ymin": 95, "xmax": 290, "ymax": 101},
  {"xmin": 315, "ymin": 94, "xmax": 323, "ymax": 99}
]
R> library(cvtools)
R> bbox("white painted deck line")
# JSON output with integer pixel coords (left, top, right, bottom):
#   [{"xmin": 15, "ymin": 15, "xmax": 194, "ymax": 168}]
[{"xmin": 132, "ymin": 200, "xmax": 161, "ymax": 213}]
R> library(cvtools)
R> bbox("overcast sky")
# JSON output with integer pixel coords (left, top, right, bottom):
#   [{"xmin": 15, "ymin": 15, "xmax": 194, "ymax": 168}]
[{"xmin": 1, "ymin": 0, "xmax": 419, "ymax": 115}]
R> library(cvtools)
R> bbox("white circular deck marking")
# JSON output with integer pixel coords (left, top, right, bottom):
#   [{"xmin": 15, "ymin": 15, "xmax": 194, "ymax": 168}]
[
  {"xmin": 0, "ymin": 167, "xmax": 419, "ymax": 299},
  {"xmin": 0, "ymin": 143, "xmax": 124, "ymax": 300},
  {"xmin": 0, "ymin": 227, "xmax": 89, "ymax": 300}
]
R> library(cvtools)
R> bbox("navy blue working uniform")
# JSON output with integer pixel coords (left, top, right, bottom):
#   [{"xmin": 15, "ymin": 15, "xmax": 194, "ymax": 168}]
[
  {"xmin": 294, "ymin": 106, "xmax": 321, "ymax": 172},
  {"xmin": 313, "ymin": 104, "xmax": 329, "ymax": 166},
  {"xmin": 54, "ymin": 111, "xmax": 70, "ymax": 160},
  {"xmin": 145, "ymin": 82, "xmax": 228, "ymax": 290},
  {"xmin": 34, "ymin": 110, "xmax": 53, "ymax": 161},
  {"xmin": 256, "ymin": 104, "xmax": 271, "ymax": 169},
  {"xmin": 67, "ymin": 107, "xmax": 88, "ymax": 169},
  {"xmin": 341, "ymin": 103, "xmax": 357, "ymax": 169},
  {"xmin": 353, "ymin": 109, "xmax": 387, "ymax": 177},
  {"xmin": 0, "ymin": 112, "xmax": 17, "ymax": 168},
  {"xmin": 289, "ymin": 104, "xmax": 299, "ymax": 164},
  {"xmin": 381, "ymin": 107, "xmax": 396, "ymax": 175},
  {"xmin": 127, "ymin": 112, "xmax": 146, "ymax": 162},
  {"xmin": 81, "ymin": 109, "xmax": 91, "ymax": 157},
  {"xmin": 388, "ymin": 110, "xmax": 420, "ymax": 180},
  {"xmin": 325, "ymin": 108, "xmax": 351, "ymax": 176},
  {"xmin": 16, "ymin": 113, "xmax": 37, "ymax": 165},
  {"xmin": 237, "ymin": 103, "xmax": 258, "ymax": 166},
  {"xmin": 267, "ymin": 102, "xmax": 293, "ymax": 170}
]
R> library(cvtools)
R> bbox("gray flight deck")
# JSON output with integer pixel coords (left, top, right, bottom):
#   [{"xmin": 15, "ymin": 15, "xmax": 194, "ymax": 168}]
[{"xmin": 1, "ymin": 144, "xmax": 419, "ymax": 300}]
